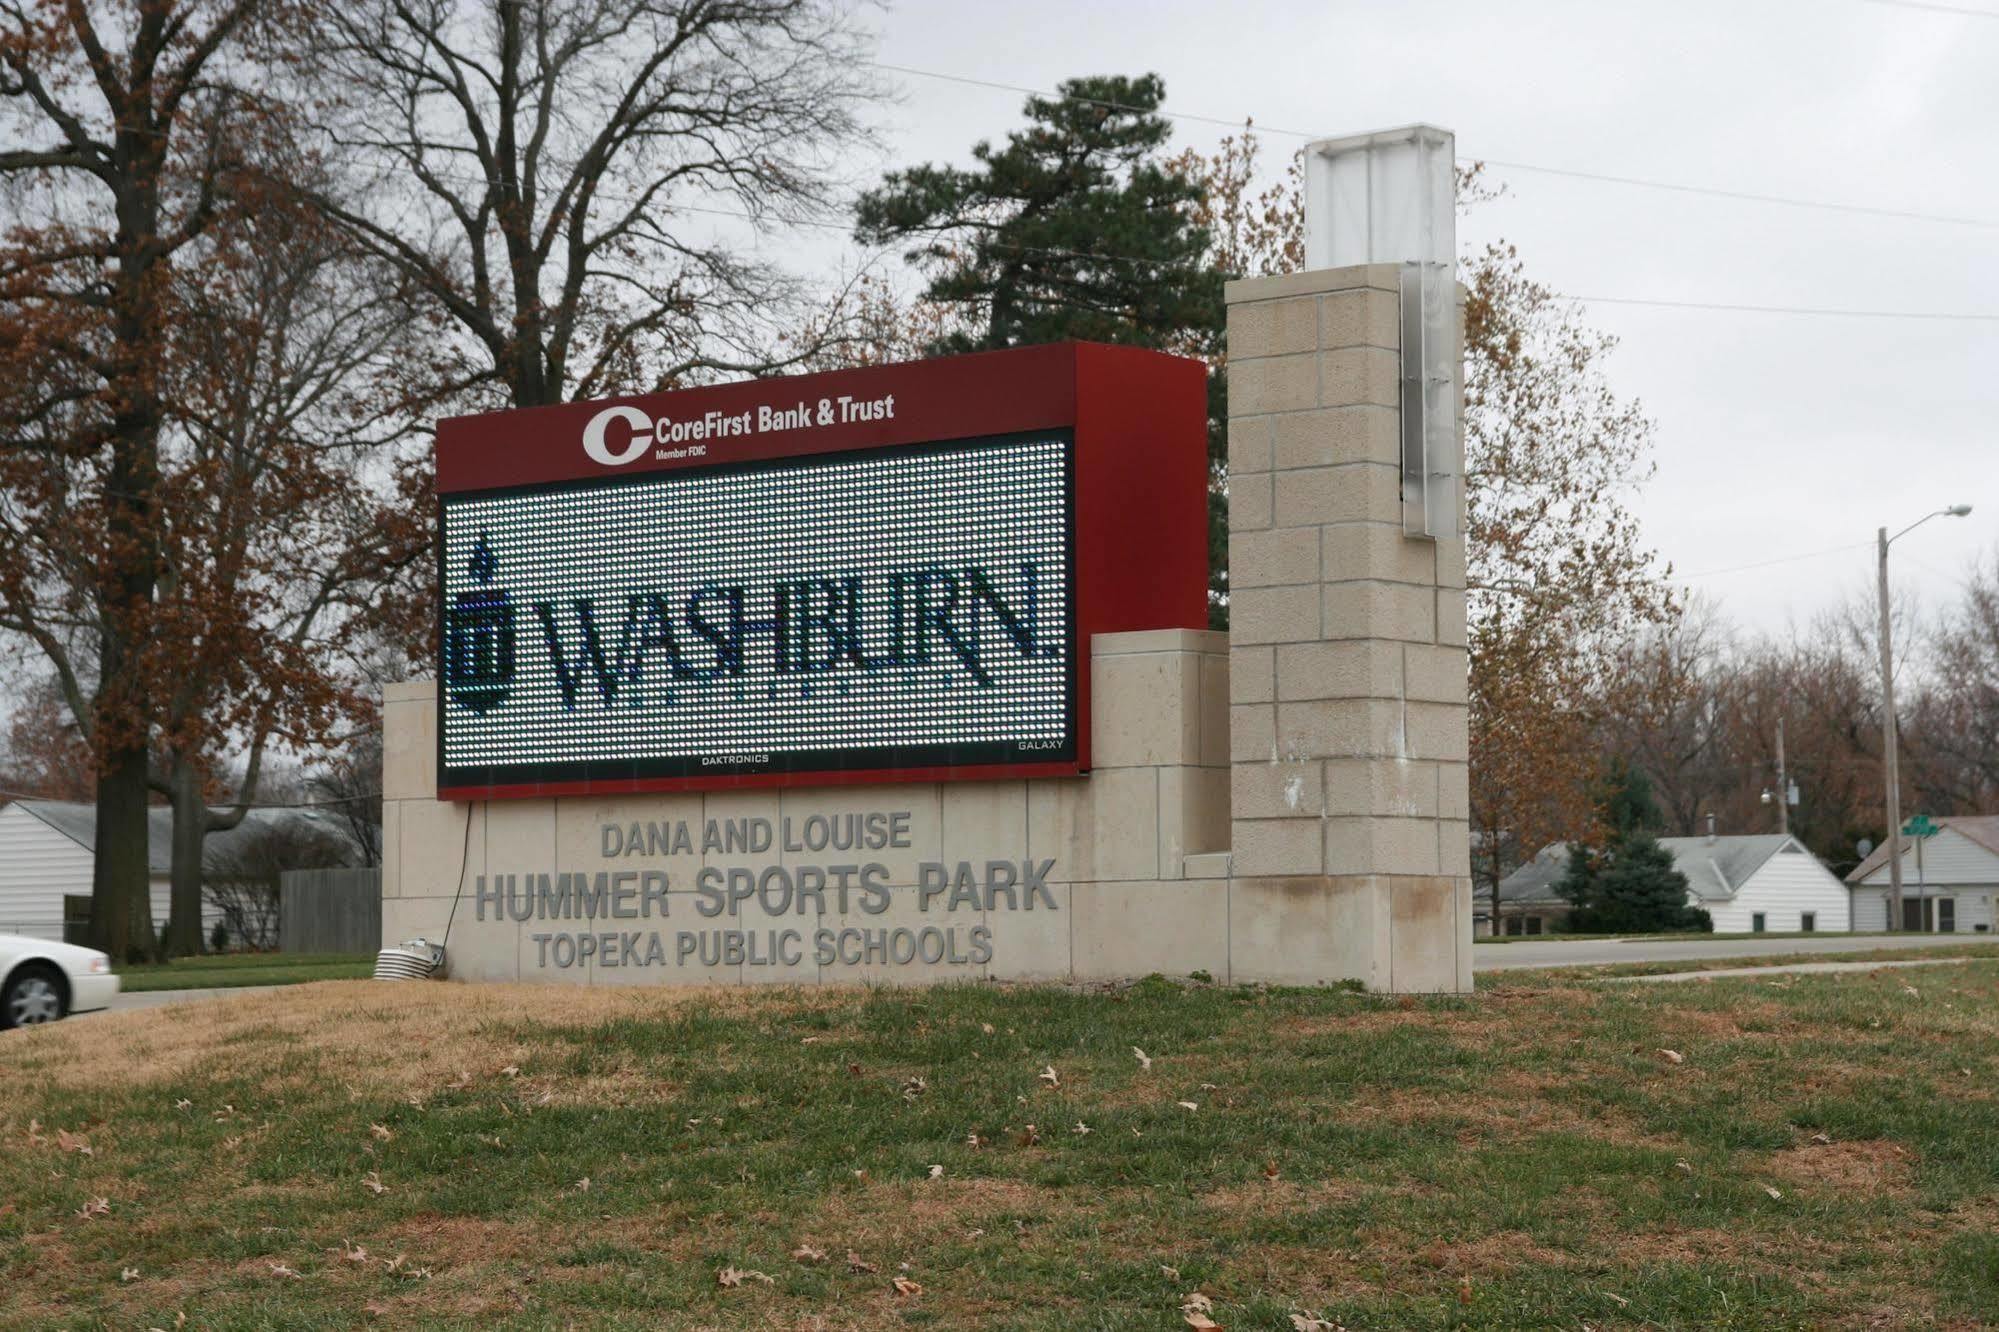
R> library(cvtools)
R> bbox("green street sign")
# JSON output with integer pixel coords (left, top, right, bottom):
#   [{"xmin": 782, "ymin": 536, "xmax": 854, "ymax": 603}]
[{"xmin": 1902, "ymin": 814, "xmax": 1940, "ymax": 838}]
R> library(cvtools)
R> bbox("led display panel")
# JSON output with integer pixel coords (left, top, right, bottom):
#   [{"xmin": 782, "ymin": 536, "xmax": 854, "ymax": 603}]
[{"xmin": 439, "ymin": 433, "xmax": 1074, "ymax": 789}]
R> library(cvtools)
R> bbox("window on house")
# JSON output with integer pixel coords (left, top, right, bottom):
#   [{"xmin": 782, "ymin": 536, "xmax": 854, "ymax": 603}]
[
  {"xmin": 1504, "ymin": 916, "xmax": 1523, "ymax": 937},
  {"xmin": 1800, "ymin": 912, "xmax": 1815, "ymax": 933},
  {"xmin": 1752, "ymin": 913, "xmax": 1767, "ymax": 933},
  {"xmin": 1526, "ymin": 917, "xmax": 1543, "ymax": 936},
  {"xmin": 1939, "ymin": 899, "xmax": 1955, "ymax": 933}
]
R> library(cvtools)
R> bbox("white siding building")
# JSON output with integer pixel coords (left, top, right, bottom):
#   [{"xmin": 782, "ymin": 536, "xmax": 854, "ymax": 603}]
[
  {"xmin": 1847, "ymin": 817, "xmax": 1999, "ymax": 935},
  {"xmin": 1490, "ymin": 833, "xmax": 1852, "ymax": 935},
  {"xmin": 0, "ymin": 800, "xmax": 353, "ymax": 942}
]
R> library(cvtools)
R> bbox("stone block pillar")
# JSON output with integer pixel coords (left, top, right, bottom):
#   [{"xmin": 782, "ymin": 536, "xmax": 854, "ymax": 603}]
[{"xmin": 1223, "ymin": 263, "xmax": 1472, "ymax": 992}]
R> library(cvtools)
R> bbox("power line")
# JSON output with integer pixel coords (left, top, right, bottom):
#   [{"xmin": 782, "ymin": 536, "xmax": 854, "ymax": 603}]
[
  {"xmin": 1675, "ymin": 543, "xmax": 1874, "ymax": 581},
  {"xmin": 869, "ymin": 59, "xmax": 1999, "ymax": 232}
]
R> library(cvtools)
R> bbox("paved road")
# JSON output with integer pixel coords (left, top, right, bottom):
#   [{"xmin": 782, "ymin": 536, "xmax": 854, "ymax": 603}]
[
  {"xmin": 1475, "ymin": 932, "xmax": 1991, "ymax": 972},
  {"xmin": 84, "ymin": 984, "xmax": 288, "ymax": 1017}
]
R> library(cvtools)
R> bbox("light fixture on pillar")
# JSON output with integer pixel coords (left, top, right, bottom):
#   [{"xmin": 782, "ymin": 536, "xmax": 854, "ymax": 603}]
[{"xmin": 1302, "ymin": 124, "xmax": 1459, "ymax": 540}]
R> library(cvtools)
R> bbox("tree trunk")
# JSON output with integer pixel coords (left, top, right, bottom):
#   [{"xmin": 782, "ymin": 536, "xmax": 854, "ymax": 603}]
[
  {"xmin": 161, "ymin": 758, "xmax": 210, "ymax": 958},
  {"xmin": 88, "ymin": 746, "xmax": 156, "ymax": 961}
]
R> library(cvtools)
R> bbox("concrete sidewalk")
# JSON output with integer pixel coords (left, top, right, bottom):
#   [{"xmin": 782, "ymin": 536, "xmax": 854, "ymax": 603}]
[
  {"xmin": 1475, "ymin": 932, "xmax": 1988, "ymax": 971},
  {"xmin": 82, "ymin": 984, "xmax": 288, "ymax": 1017}
]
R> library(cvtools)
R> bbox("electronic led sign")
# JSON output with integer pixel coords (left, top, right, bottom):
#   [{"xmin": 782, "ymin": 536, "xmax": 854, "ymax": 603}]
[{"xmin": 441, "ymin": 435, "xmax": 1074, "ymax": 789}]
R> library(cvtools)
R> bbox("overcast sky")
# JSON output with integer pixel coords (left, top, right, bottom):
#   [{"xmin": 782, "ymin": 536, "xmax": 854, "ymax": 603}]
[{"xmin": 846, "ymin": 0, "xmax": 1998, "ymax": 638}]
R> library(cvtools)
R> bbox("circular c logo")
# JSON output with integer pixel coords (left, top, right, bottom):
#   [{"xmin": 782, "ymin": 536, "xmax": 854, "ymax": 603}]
[{"xmin": 582, "ymin": 404, "xmax": 653, "ymax": 467}]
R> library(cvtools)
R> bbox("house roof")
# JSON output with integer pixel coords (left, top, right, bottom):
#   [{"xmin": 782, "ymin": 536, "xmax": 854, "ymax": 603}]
[
  {"xmin": 1493, "ymin": 834, "xmax": 1810, "ymax": 906},
  {"xmin": 12, "ymin": 800, "xmax": 361, "ymax": 877},
  {"xmin": 1845, "ymin": 816, "xmax": 1999, "ymax": 885}
]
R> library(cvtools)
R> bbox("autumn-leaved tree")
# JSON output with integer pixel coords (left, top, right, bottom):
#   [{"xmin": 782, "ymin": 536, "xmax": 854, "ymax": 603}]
[{"xmin": 0, "ymin": 0, "xmax": 272, "ymax": 957}]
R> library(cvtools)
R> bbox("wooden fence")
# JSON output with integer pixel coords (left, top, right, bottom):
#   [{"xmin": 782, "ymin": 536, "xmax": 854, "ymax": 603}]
[{"xmin": 279, "ymin": 867, "xmax": 382, "ymax": 954}]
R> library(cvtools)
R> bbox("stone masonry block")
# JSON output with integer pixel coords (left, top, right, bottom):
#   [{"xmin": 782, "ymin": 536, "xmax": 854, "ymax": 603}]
[
  {"xmin": 1404, "ymin": 643, "xmax": 1468, "ymax": 705},
  {"xmin": 1229, "ymin": 470, "xmax": 1272, "ymax": 532},
  {"xmin": 1228, "ymin": 416, "xmax": 1272, "ymax": 473},
  {"xmin": 1231, "ymin": 818, "xmax": 1323, "ymax": 878},
  {"xmin": 1230, "ymin": 644, "xmax": 1274, "ymax": 704},
  {"xmin": 1231, "ymin": 761, "xmax": 1325, "ymax": 819},
  {"xmin": 1438, "ymin": 820, "xmax": 1472, "ymax": 878},
  {"xmin": 1434, "ymin": 536, "xmax": 1468, "ymax": 590},
  {"xmin": 1230, "ymin": 703, "xmax": 1276, "ymax": 764},
  {"xmin": 1229, "ymin": 526, "xmax": 1320, "ymax": 590},
  {"xmin": 1092, "ymin": 649, "xmax": 1198, "ymax": 768},
  {"xmin": 1275, "ymin": 639, "xmax": 1402, "ymax": 702},
  {"xmin": 1437, "ymin": 762, "xmax": 1470, "ymax": 821},
  {"xmin": 1323, "ymin": 580, "xmax": 1435, "ymax": 644},
  {"xmin": 1272, "ymin": 463, "xmax": 1399, "ymax": 527},
  {"xmin": 1324, "ymin": 816, "xmax": 1441, "ymax": 878},
  {"xmin": 1228, "ymin": 297, "xmax": 1320, "ymax": 360},
  {"xmin": 1319, "ymin": 346, "xmax": 1399, "ymax": 408},
  {"xmin": 1323, "ymin": 757, "xmax": 1438, "ymax": 819},
  {"xmin": 1319, "ymin": 287, "xmax": 1402, "ymax": 350},
  {"xmin": 1231, "ymin": 352, "xmax": 1317, "ymax": 416},
  {"xmin": 1322, "ymin": 523, "xmax": 1437, "ymax": 586},
  {"xmin": 1225, "ymin": 264, "xmax": 1400, "ymax": 305},
  {"xmin": 1200, "ymin": 653, "xmax": 1231, "ymax": 768},
  {"xmin": 1436, "ymin": 588, "xmax": 1469, "ymax": 647},
  {"xmin": 1228, "ymin": 583, "xmax": 1320, "ymax": 646},
  {"xmin": 1404, "ymin": 701, "xmax": 1470, "ymax": 763},
  {"xmin": 1271, "ymin": 405, "xmax": 1398, "ymax": 471},
  {"xmin": 1274, "ymin": 698, "xmax": 1402, "ymax": 762}
]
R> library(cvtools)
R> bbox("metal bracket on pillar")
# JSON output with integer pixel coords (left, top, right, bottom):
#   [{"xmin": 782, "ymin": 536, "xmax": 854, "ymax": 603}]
[{"xmin": 1303, "ymin": 123, "xmax": 1461, "ymax": 540}]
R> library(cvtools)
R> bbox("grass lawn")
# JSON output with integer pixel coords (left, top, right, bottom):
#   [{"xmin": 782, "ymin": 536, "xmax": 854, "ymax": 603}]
[
  {"xmin": 4, "ymin": 965, "xmax": 1999, "ymax": 1330},
  {"xmin": 112, "ymin": 952, "xmax": 375, "ymax": 993}
]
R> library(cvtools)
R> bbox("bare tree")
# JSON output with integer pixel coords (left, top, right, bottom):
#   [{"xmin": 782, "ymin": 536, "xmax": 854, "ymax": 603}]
[{"xmin": 301, "ymin": 0, "xmax": 881, "ymax": 410}]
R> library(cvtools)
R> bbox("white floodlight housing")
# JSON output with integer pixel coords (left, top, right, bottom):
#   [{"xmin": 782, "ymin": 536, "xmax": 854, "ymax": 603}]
[{"xmin": 1302, "ymin": 124, "xmax": 1459, "ymax": 540}]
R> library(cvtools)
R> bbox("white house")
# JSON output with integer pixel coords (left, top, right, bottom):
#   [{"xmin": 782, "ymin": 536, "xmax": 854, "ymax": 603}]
[
  {"xmin": 1489, "ymin": 833, "xmax": 1852, "ymax": 935},
  {"xmin": 1846, "ymin": 816, "xmax": 1999, "ymax": 934},
  {"xmin": 0, "ymin": 800, "xmax": 355, "ymax": 943}
]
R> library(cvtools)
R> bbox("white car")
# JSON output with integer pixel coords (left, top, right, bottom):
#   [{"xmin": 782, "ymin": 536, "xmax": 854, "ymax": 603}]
[{"xmin": 0, "ymin": 933, "xmax": 119, "ymax": 1029}]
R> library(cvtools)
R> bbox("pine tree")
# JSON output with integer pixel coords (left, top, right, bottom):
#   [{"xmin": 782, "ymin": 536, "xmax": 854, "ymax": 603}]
[{"xmin": 854, "ymin": 74, "xmax": 1222, "ymax": 354}]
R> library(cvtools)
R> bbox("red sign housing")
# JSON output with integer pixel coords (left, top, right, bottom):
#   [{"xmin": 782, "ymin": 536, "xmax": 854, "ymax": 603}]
[{"xmin": 435, "ymin": 341, "xmax": 1209, "ymax": 800}]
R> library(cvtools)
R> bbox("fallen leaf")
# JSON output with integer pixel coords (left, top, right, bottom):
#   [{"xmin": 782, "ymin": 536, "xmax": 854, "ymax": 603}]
[
  {"xmin": 1020, "ymin": 1124, "xmax": 1042, "ymax": 1146},
  {"xmin": 902, "ymin": 1076, "xmax": 928, "ymax": 1101},
  {"xmin": 1160, "ymin": 1264, "xmax": 1181, "ymax": 1280},
  {"xmin": 926, "ymin": 1164, "xmax": 944, "ymax": 1180},
  {"xmin": 1182, "ymin": 1293, "xmax": 1214, "ymax": 1313},
  {"xmin": 1657, "ymin": 1049, "xmax": 1685, "ymax": 1065},
  {"xmin": 966, "ymin": 1228, "xmax": 985, "ymax": 1240},
  {"xmin": 1263, "ymin": 1160, "xmax": 1281, "ymax": 1181},
  {"xmin": 120, "ymin": 1267, "xmax": 139, "ymax": 1282},
  {"xmin": 575, "ymin": 1177, "xmax": 590, "ymax": 1193},
  {"xmin": 1458, "ymin": 1276, "xmax": 1473, "ymax": 1305},
  {"xmin": 1038, "ymin": 1065, "xmax": 1060, "ymax": 1089},
  {"xmin": 1177, "ymin": 1101, "xmax": 1199, "ymax": 1112},
  {"xmin": 1133, "ymin": 1047, "xmax": 1152, "ymax": 1070},
  {"xmin": 173, "ymin": 1099, "xmax": 191, "ymax": 1111},
  {"xmin": 268, "ymin": 1263, "xmax": 302, "ymax": 1280},
  {"xmin": 1902, "ymin": 985, "xmax": 1920, "ymax": 997},
  {"xmin": 1290, "ymin": 1315, "xmax": 1343, "ymax": 1331},
  {"xmin": 1809, "ymin": 1132, "xmax": 1832, "ymax": 1145},
  {"xmin": 1200, "ymin": 1082, "xmax": 1219, "ymax": 1091},
  {"xmin": 338, "ymin": 1243, "xmax": 370, "ymax": 1264},
  {"xmin": 892, "ymin": 1275, "xmax": 923, "ymax": 1297},
  {"xmin": 360, "ymin": 1172, "xmax": 386, "ymax": 1196},
  {"xmin": 498, "ymin": 1065, "xmax": 520, "ymax": 1078},
  {"xmin": 1603, "ymin": 1290, "xmax": 1630, "ymax": 1308},
  {"xmin": 790, "ymin": 1244, "xmax": 826, "ymax": 1263},
  {"xmin": 717, "ymin": 1266, "xmax": 772, "ymax": 1288},
  {"xmin": 1184, "ymin": 1316, "xmax": 1223, "ymax": 1331},
  {"xmin": 1762, "ymin": 1184, "xmax": 1783, "ymax": 1200},
  {"xmin": 1674, "ymin": 1160, "xmax": 1694, "ymax": 1174},
  {"xmin": 77, "ymin": 1197, "xmax": 111, "ymax": 1219},
  {"xmin": 369, "ymin": 1123, "xmax": 394, "ymax": 1142},
  {"xmin": 56, "ymin": 1129, "xmax": 92, "ymax": 1156},
  {"xmin": 847, "ymin": 1251, "xmax": 878, "ymax": 1274},
  {"xmin": 965, "ymin": 1132, "xmax": 984, "ymax": 1150},
  {"xmin": 979, "ymin": 1022, "xmax": 995, "ymax": 1035},
  {"xmin": 1072, "ymin": 1121, "xmax": 1092, "ymax": 1136}
]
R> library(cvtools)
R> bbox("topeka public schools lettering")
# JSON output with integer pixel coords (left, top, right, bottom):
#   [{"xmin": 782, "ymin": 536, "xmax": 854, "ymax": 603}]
[{"xmin": 471, "ymin": 813, "xmax": 1056, "ymax": 973}]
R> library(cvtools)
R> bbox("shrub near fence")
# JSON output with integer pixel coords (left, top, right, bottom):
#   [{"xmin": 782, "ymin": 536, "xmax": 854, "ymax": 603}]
[{"xmin": 279, "ymin": 868, "xmax": 382, "ymax": 954}]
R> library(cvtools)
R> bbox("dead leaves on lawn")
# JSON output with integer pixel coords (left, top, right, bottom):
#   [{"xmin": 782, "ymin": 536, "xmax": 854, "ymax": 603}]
[{"xmin": 715, "ymin": 1265, "xmax": 773, "ymax": 1288}]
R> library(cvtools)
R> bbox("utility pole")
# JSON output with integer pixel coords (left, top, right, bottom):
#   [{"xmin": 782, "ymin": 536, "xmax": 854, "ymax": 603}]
[
  {"xmin": 1877, "ymin": 526, "xmax": 1904, "ymax": 931},
  {"xmin": 1775, "ymin": 717, "xmax": 1790, "ymax": 836},
  {"xmin": 1875, "ymin": 504, "xmax": 1974, "ymax": 933}
]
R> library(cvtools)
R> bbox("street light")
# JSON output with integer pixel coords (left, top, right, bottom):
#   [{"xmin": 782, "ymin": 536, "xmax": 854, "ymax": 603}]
[{"xmin": 1877, "ymin": 504, "xmax": 1973, "ymax": 931}]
